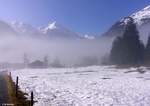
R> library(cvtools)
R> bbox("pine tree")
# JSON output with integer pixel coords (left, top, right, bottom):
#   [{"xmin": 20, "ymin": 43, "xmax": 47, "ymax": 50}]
[
  {"xmin": 110, "ymin": 36, "xmax": 123, "ymax": 64},
  {"xmin": 110, "ymin": 17, "xmax": 144, "ymax": 65}
]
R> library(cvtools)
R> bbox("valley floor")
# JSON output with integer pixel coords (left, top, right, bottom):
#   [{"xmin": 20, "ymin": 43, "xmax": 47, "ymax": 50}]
[{"xmin": 11, "ymin": 66, "xmax": 150, "ymax": 106}]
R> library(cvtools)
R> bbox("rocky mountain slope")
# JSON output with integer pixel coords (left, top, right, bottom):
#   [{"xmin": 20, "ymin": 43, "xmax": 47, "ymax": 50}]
[{"xmin": 102, "ymin": 5, "xmax": 150, "ymax": 44}]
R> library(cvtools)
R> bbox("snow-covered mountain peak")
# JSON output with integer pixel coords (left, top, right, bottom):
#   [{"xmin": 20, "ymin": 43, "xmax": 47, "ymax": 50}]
[
  {"xmin": 11, "ymin": 21, "xmax": 28, "ymax": 33},
  {"xmin": 11, "ymin": 21, "xmax": 24, "ymax": 27},
  {"xmin": 10, "ymin": 21, "xmax": 44, "ymax": 38},
  {"xmin": 102, "ymin": 5, "xmax": 150, "ymax": 43},
  {"xmin": 120, "ymin": 17, "xmax": 133, "ymax": 25},
  {"xmin": 131, "ymin": 5, "xmax": 150, "ymax": 25},
  {"xmin": 40, "ymin": 21, "xmax": 80, "ymax": 39},
  {"xmin": 143, "ymin": 5, "xmax": 150, "ymax": 11},
  {"xmin": 47, "ymin": 21, "xmax": 57, "ymax": 30},
  {"xmin": 42, "ymin": 21, "xmax": 58, "ymax": 34}
]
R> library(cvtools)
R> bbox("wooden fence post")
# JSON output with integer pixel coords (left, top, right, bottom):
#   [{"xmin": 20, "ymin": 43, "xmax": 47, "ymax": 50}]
[
  {"xmin": 31, "ymin": 91, "xmax": 34, "ymax": 106},
  {"xmin": 15, "ymin": 76, "xmax": 18, "ymax": 97}
]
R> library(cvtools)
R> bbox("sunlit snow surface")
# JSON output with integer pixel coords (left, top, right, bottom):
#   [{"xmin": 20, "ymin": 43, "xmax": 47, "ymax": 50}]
[{"xmin": 11, "ymin": 66, "xmax": 150, "ymax": 106}]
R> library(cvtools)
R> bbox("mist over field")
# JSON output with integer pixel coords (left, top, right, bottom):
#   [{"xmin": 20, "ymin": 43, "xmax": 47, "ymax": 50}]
[{"xmin": 0, "ymin": 34, "xmax": 112, "ymax": 66}]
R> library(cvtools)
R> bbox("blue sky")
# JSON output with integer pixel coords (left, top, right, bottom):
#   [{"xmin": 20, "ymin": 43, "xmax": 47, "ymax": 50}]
[{"xmin": 0, "ymin": 0, "xmax": 149, "ymax": 35}]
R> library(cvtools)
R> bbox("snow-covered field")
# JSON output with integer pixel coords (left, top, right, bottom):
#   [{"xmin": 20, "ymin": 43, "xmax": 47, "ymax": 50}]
[{"xmin": 11, "ymin": 66, "xmax": 150, "ymax": 106}]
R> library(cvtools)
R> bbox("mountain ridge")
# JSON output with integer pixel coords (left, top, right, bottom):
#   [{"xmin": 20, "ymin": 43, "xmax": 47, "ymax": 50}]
[{"xmin": 102, "ymin": 5, "xmax": 150, "ymax": 43}]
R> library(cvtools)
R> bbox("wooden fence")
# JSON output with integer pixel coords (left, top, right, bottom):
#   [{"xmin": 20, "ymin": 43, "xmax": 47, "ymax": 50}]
[{"xmin": 9, "ymin": 72, "xmax": 35, "ymax": 106}]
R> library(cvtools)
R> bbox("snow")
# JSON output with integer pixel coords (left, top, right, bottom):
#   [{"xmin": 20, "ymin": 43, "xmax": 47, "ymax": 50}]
[
  {"xmin": 131, "ymin": 5, "xmax": 150, "ymax": 25},
  {"xmin": 117, "ymin": 5, "xmax": 150, "ymax": 43},
  {"xmin": 11, "ymin": 21, "xmax": 42, "ymax": 35},
  {"xmin": 11, "ymin": 66, "xmax": 150, "ymax": 106},
  {"xmin": 84, "ymin": 34, "xmax": 95, "ymax": 40},
  {"xmin": 42, "ymin": 22, "xmax": 57, "ymax": 33},
  {"xmin": 47, "ymin": 22, "xmax": 57, "ymax": 30},
  {"xmin": 120, "ymin": 17, "xmax": 132, "ymax": 25}
]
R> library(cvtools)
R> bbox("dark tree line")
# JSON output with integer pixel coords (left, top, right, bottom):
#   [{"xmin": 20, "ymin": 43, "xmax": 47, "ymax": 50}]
[{"xmin": 110, "ymin": 17, "xmax": 150, "ymax": 65}]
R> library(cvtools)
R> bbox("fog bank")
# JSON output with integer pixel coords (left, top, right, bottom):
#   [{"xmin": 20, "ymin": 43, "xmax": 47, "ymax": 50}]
[{"xmin": 0, "ymin": 36, "xmax": 112, "ymax": 67}]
